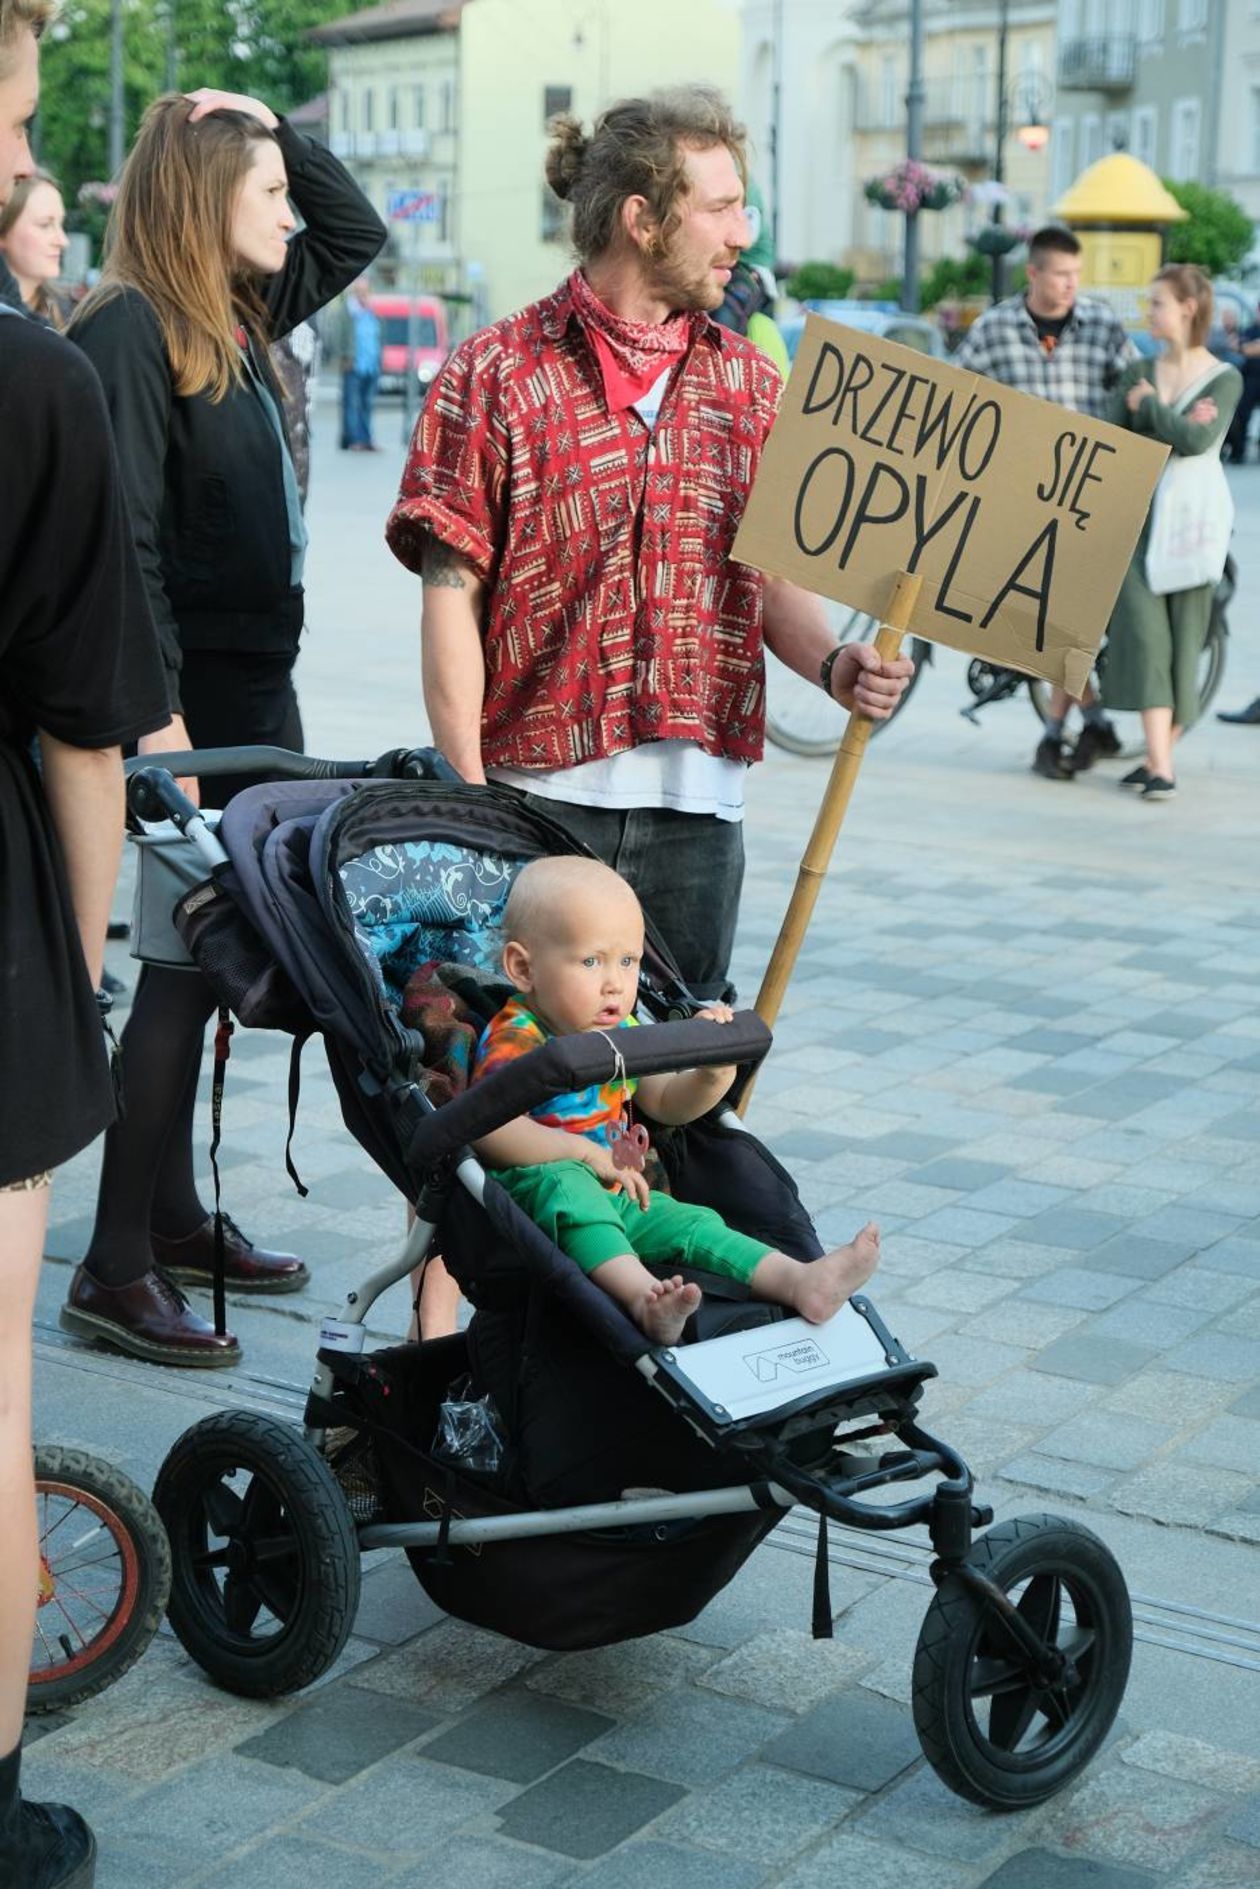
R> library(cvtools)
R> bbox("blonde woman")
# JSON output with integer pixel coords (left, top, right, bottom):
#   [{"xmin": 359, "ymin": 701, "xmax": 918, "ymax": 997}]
[
  {"xmin": 1102, "ymin": 264, "xmax": 1241, "ymax": 800},
  {"xmin": 61, "ymin": 92, "xmax": 384, "ymax": 1367},
  {"xmin": 0, "ymin": 165, "xmax": 66, "ymax": 323}
]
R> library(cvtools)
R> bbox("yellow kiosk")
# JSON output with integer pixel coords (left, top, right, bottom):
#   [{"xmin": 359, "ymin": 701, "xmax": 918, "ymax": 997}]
[{"xmin": 1052, "ymin": 153, "xmax": 1188, "ymax": 330}]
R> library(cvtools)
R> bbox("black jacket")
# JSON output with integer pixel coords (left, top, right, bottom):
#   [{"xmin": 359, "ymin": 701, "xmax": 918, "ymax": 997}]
[{"xmin": 71, "ymin": 121, "xmax": 385, "ymax": 707}]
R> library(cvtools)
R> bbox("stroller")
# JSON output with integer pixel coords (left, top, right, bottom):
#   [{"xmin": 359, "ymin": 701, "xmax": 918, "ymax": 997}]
[{"xmin": 125, "ymin": 745, "xmax": 1133, "ymax": 1811}]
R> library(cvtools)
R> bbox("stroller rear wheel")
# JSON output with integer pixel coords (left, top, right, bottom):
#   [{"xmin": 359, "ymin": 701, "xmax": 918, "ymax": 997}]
[
  {"xmin": 912, "ymin": 1513, "xmax": 1131, "ymax": 1809},
  {"xmin": 154, "ymin": 1411, "xmax": 361, "ymax": 1698}
]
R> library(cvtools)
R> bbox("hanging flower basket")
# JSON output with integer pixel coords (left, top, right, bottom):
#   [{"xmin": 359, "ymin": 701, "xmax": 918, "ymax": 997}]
[
  {"xmin": 968, "ymin": 222, "xmax": 1031, "ymax": 258},
  {"xmin": 863, "ymin": 160, "xmax": 966, "ymax": 215}
]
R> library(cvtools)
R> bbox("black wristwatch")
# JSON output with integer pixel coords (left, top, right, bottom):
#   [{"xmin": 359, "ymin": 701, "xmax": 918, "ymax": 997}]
[{"xmin": 819, "ymin": 645, "xmax": 843, "ymax": 696}]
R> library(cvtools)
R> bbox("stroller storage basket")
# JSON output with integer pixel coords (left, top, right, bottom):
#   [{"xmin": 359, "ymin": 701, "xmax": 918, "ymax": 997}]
[{"xmin": 347, "ymin": 1340, "xmax": 783, "ymax": 1652}]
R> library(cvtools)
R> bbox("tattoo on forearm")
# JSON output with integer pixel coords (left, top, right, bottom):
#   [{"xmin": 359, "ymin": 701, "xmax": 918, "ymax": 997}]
[{"xmin": 422, "ymin": 538, "xmax": 468, "ymax": 589}]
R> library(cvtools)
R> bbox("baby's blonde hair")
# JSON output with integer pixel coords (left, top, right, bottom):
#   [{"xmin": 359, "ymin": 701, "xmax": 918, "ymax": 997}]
[{"xmin": 504, "ymin": 856, "xmax": 642, "ymax": 950}]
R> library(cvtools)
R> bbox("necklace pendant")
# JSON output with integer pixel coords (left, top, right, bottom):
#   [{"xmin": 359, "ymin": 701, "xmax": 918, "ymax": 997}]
[{"xmin": 610, "ymin": 1121, "xmax": 650, "ymax": 1172}]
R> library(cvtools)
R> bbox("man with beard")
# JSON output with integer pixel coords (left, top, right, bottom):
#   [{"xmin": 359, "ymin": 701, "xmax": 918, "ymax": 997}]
[{"xmin": 388, "ymin": 87, "xmax": 910, "ymax": 1001}]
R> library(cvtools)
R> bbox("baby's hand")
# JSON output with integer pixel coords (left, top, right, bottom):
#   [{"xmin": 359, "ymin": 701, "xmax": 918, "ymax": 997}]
[
  {"xmin": 583, "ymin": 1141, "xmax": 650, "ymax": 1209},
  {"xmin": 695, "ymin": 1003, "xmax": 735, "ymax": 1024}
]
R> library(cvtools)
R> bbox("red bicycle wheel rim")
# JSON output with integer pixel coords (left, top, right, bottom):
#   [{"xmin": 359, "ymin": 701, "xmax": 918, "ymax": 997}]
[{"xmin": 30, "ymin": 1478, "xmax": 143, "ymax": 1688}]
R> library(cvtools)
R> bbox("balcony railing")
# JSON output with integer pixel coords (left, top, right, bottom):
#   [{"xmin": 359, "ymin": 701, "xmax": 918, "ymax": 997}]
[{"xmin": 1058, "ymin": 35, "xmax": 1137, "ymax": 93}]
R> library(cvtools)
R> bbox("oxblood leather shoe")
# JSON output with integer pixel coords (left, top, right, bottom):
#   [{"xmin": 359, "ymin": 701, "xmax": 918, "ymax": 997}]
[
  {"xmin": 60, "ymin": 1266, "xmax": 242, "ymax": 1368},
  {"xmin": 151, "ymin": 1214, "xmax": 310, "ymax": 1294}
]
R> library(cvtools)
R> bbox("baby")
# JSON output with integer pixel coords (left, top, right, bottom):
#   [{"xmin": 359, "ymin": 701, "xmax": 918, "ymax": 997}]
[{"xmin": 470, "ymin": 855, "xmax": 880, "ymax": 1346}]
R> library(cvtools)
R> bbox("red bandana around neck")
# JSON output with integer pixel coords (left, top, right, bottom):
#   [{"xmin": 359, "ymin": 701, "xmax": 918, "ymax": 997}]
[{"xmin": 569, "ymin": 268, "xmax": 698, "ymax": 412}]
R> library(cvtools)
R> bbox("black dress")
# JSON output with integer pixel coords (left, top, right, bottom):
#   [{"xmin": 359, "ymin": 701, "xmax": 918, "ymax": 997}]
[{"xmin": 0, "ymin": 312, "xmax": 169, "ymax": 1184}]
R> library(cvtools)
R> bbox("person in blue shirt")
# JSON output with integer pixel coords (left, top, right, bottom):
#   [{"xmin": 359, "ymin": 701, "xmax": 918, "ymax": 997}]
[{"xmin": 338, "ymin": 276, "xmax": 382, "ymax": 451}]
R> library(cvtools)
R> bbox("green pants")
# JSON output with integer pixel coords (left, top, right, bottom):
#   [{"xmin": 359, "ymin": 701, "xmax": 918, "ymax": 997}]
[{"xmin": 496, "ymin": 1159, "xmax": 774, "ymax": 1283}]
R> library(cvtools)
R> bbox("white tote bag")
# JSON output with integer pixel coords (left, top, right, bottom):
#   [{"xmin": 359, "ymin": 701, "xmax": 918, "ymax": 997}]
[{"xmin": 1144, "ymin": 371, "xmax": 1234, "ymax": 596}]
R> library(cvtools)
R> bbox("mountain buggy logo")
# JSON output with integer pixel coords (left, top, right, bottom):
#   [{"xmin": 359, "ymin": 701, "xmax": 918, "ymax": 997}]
[{"xmin": 742, "ymin": 1336, "xmax": 829, "ymax": 1385}]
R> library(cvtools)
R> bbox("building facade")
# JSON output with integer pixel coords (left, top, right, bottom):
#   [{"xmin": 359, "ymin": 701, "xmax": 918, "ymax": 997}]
[
  {"xmin": 739, "ymin": 1, "xmax": 1059, "ymax": 287},
  {"xmin": 1049, "ymin": 1, "xmax": 1260, "ymax": 223},
  {"xmin": 310, "ymin": 0, "xmax": 741, "ymax": 326}
]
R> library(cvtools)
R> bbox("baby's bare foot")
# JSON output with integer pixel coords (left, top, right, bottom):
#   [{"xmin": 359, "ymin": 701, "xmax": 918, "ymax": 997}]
[
  {"xmin": 639, "ymin": 1275, "xmax": 702, "ymax": 1346},
  {"xmin": 795, "ymin": 1223, "xmax": 880, "ymax": 1324}
]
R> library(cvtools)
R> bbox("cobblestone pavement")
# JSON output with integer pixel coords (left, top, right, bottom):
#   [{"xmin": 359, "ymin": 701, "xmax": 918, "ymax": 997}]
[{"xmin": 26, "ymin": 403, "xmax": 1260, "ymax": 1886}]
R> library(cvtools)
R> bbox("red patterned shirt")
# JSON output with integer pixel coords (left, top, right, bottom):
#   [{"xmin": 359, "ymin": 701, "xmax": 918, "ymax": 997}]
[{"xmin": 386, "ymin": 277, "xmax": 784, "ymax": 771}]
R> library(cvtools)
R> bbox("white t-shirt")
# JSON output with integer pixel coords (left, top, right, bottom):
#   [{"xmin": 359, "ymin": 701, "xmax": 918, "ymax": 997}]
[{"xmin": 488, "ymin": 366, "xmax": 748, "ymax": 823}]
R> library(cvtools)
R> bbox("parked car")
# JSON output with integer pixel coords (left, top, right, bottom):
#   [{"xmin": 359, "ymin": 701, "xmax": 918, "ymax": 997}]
[
  {"xmin": 778, "ymin": 299, "xmax": 948, "ymax": 365},
  {"xmin": 367, "ymin": 293, "xmax": 450, "ymax": 397}
]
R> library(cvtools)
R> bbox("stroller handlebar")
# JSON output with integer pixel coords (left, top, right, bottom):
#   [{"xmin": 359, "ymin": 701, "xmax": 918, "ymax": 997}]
[
  {"xmin": 406, "ymin": 1012, "xmax": 774, "ymax": 1167},
  {"xmin": 124, "ymin": 746, "xmax": 463, "ymax": 826}
]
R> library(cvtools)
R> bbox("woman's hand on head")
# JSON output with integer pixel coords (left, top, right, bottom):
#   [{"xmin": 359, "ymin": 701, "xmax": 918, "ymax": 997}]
[{"xmin": 185, "ymin": 89, "xmax": 278, "ymax": 130}]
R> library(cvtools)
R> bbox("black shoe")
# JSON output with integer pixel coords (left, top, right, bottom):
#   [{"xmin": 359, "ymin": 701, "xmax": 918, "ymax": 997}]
[
  {"xmin": 1032, "ymin": 735, "xmax": 1074, "ymax": 780},
  {"xmin": 1217, "ymin": 697, "xmax": 1260, "ymax": 725},
  {"xmin": 1068, "ymin": 718, "xmax": 1122, "ymax": 772},
  {"xmin": 1141, "ymin": 774, "xmax": 1176, "ymax": 801},
  {"xmin": 1120, "ymin": 765, "xmax": 1150, "ymax": 791},
  {"xmin": 0, "ymin": 1747, "xmax": 96, "ymax": 1889}
]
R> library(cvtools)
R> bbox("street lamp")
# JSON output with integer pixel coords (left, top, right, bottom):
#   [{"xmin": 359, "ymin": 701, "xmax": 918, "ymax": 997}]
[{"xmin": 981, "ymin": 56, "xmax": 1052, "ymax": 302}]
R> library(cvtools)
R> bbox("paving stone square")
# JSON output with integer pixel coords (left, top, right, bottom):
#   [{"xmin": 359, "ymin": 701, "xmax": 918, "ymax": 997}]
[
  {"xmin": 418, "ymin": 1688, "xmax": 614, "ymax": 1784},
  {"xmin": 760, "ymin": 1689, "xmax": 921, "ymax": 1792},
  {"xmin": 493, "ymin": 1759, "xmax": 686, "ymax": 1859}
]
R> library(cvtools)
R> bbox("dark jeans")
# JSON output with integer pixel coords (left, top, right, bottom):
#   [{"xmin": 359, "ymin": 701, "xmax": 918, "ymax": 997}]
[
  {"xmin": 340, "ymin": 368, "xmax": 378, "ymax": 448},
  {"xmin": 518, "ymin": 796, "xmax": 744, "ymax": 1001}
]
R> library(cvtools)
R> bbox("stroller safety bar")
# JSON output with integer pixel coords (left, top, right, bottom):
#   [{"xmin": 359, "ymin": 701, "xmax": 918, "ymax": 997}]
[{"xmin": 403, "ymin": 1011, "xmax": 774, "ymax": 1165}]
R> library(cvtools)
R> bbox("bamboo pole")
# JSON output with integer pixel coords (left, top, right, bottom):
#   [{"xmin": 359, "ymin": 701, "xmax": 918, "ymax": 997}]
[{"xmin": 739, "ymin": 570, "xmax": 922, "ymax": 1116}]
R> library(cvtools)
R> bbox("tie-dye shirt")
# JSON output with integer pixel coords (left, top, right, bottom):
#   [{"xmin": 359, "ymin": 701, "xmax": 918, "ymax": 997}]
[{"xmin": 472, "ymin": 996, "xmax": 638, "ymax": 1148}]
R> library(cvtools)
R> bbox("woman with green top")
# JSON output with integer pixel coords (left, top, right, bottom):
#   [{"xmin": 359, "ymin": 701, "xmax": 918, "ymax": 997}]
[{"xmin": 1102, "ymin": 264, "xmax": 1240, "ymax": 801}]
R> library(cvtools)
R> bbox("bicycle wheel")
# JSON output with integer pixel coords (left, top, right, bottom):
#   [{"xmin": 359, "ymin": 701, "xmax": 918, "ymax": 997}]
[
  {"xmin": 764, "ymin": 602, "xmax": 929, "ymax": 757},
  {"xmin": 29, "ymin": 1446, "xmax": 172, "ymax": 1713}
]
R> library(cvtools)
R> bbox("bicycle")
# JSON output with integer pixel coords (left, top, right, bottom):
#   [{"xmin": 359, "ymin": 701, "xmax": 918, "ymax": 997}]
[
  {"xmin": 765, "ymin": 557, "xmax": 1234, "ymax": 760},
  {"xmin": 28, "ymin": 1445, "xmax": 171, "ymax": 1714}
]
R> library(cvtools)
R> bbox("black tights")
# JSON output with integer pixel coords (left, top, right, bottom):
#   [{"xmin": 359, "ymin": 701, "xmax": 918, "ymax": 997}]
[{"xmin": 84, "ymin": 964, "xmax": 217, "ymax": 1288}]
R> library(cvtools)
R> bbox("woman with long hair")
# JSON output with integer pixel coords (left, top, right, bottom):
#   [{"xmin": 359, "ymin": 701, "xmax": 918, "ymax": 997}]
[
  {"xmin": 60, "ymin": 89, "xmax": 384, "ymax": 1367},
  {"xmin": 0, "ymin": 165, "xmax": 67, "ymax": 324}
]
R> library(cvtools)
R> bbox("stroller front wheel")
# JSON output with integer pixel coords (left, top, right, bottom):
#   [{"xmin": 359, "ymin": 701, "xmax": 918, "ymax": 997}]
[
  {"xmin": 912, "ymin": 1512, "xmax": 1132, "ymax": 1809},
  {"xmin": 154, "ymin": 1410, "xmax": 361, "ymax": 1699}
]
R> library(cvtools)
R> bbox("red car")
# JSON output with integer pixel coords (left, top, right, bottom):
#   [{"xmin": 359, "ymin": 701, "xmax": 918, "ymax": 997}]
[{"xmin": 368, "ymin": 294, "xmax": 450, "ymax": 398}]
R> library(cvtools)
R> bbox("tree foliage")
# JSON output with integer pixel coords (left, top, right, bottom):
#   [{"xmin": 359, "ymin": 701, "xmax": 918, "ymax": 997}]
[
  {"xmin": 1162, "ymin": 179, "xmax": 1254, "ymax": 280},
  {"xmin": 35, "ymin": 0, "xmax": 357, "ymax": 220}
]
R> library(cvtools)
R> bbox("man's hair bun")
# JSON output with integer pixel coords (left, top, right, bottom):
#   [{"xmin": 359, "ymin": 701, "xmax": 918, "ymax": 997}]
[{"xmin": 545, "ymin": 114, "xmax": 589, "ymax": 202}]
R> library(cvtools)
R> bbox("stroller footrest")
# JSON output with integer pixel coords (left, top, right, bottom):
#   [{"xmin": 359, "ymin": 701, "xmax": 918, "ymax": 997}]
[{"xmin": 648, "ymin": 1297, "xmax": 933, "ymax": 1434}]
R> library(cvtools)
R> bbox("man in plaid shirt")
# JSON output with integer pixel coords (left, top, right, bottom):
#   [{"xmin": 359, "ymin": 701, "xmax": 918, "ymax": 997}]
[{"xmin": 955, "ymin": 226, "xmax": 1136, "ymax": 780}]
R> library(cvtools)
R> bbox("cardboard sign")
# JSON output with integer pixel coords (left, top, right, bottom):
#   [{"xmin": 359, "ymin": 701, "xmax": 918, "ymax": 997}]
[{"xmin": 733, "ymin": 315, "xmax": 1170, "ymax": 694}]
